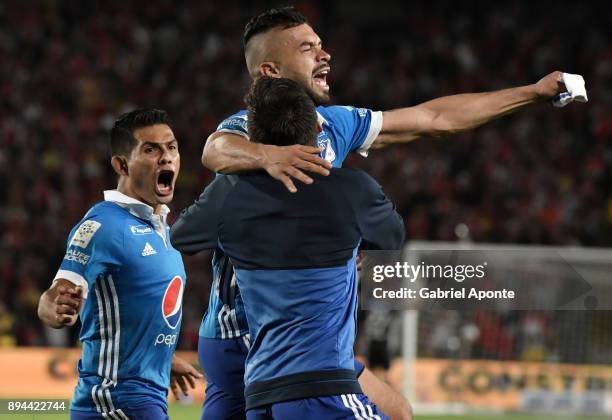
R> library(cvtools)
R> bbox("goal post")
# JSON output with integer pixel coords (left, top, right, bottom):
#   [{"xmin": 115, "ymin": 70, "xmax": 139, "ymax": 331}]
[{"xmin": 400, "ymin": 241, "xmax": 612, "ymax": 416}]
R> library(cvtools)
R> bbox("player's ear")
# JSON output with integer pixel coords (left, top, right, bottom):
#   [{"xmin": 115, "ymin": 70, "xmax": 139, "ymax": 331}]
[
  {"xmin": 111, "ymin": 155, "xmax": 129, "ymax": 176},
  {"xmin": 260, "ymin": 62, "xmax": 280, "ymax": 77}
]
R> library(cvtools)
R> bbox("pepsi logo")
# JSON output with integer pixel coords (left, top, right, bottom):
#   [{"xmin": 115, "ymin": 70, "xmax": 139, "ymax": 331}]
[{"xmin": 162, "ymin": 276, "xmax": 184, "ymax": 329}]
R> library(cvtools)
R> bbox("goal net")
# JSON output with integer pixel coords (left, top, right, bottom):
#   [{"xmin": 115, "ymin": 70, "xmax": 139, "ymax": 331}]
[{"xmin": 358, "ymin": 241, "xmax": 612, "ymax": 416}]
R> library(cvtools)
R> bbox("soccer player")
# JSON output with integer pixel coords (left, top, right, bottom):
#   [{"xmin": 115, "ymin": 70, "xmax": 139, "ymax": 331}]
[
  {"xmin": 37, "ymin": 109, "xmax": 202, "ymax": 420},
  {"xmin": 203, "ymin": 7, "xmax": 579, "ymax": 192},
  {"xmin": 194, "ymin": 6, "xmax": 584, "ymax": 419},
  {"xmin": 171, "ymin": 76, "xmax": 405, "ymax": 419}
]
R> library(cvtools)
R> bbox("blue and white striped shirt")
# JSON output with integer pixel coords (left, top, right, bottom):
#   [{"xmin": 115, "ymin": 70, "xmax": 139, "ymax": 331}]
[{"xmin": 55, "ymin": 190, "xmax": 186, "ymax": 415}]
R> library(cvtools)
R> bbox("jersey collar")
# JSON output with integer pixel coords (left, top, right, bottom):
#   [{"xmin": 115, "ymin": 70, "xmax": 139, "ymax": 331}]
[
  {"xmin": 103, "ymin": 190, "xmax": 170, "ymax": 223},
  {"xmin": 316, "ymin": 111, "xmax": 329, "ymax": 127},
  {"xmin": 235, "ymin": 109, "xmax": 329, "ymax": 136}
]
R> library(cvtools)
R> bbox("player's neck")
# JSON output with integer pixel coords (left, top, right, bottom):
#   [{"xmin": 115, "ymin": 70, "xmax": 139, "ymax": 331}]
[{"xmin": 116, "ymin": 179, "xmax": 162, "ymax": 215}]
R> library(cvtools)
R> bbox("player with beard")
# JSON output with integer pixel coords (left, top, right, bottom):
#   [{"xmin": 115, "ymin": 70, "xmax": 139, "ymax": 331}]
[
  {"xmin": 172, "ymin": 76, "xmax": 405, "ymax": 419},
  {"xmin": 195, "ymin": 6, "xmax": 584, "ymax": 420}
]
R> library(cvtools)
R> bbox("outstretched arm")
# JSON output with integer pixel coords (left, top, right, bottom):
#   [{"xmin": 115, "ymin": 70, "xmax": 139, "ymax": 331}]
[
  {"xmin": 202, "ymin": 132, "xmax": 332, "ymax": 193},
  {"xmin": 373, "ymin": 71, "xmax": 568, "ymax": 147}
]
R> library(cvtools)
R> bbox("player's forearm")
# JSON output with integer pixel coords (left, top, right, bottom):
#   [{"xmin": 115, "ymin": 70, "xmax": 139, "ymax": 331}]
[
  {"xmin": 420, "ymin": 84, "xmax": 539, "ymax": 134},
  {"xmin": 383, "ymin": 393, "xmax": 413, "ymax": 420},
  {"xmin": 37, "ymin": 291, "xmax": 63, "ymax": 328},
  {"xmin": 358, "ymin": 368, "xmax": 413, "ymax": 420},
  {"xmin": 201, "ymin": 132, "xmax": 267, "ymax": 173},
  {"xmin": 377, "ymin": 84, "xmax": 539, "ymax": 146}
]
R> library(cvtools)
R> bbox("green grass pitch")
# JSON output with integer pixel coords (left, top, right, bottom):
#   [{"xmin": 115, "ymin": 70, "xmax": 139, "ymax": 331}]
[{"xmin": 0, "ymin": 403, "xmax": 609, "ymax": 419}]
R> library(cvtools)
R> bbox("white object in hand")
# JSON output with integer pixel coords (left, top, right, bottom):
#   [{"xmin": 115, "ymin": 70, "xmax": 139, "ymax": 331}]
[{"xmin": 553, "ymin": 72, "xmax": 588, "ymax": 107}]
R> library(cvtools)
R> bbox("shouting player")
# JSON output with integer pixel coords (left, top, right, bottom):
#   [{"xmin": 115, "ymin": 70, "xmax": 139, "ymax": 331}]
[
  {"xmin": 196, "ymin": 6, "xmax": 583, "ymax": 420},
  {"xmin": 37, "ymin": 109, "xmax": 202, "ymax": 420},
  {"xmin": 172, "ymin": 76, "xmax": 405, "ymax": 419}
]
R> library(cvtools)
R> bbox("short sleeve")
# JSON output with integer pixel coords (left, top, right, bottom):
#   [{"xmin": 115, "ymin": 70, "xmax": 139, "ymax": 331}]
[
  {"xmin": 319, "ymin": 106, "xmax": 383, "ymax": 159},
  {"xmin": 216, "ymin": 110, "xmax": 249, "ymax": 139},
  {"xmin": 54, "ymin": 217, "xmax": 122, "ymax": 299}
]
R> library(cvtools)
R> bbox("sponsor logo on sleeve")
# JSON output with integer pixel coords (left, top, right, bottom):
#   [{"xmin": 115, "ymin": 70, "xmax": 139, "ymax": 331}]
[
  {"xmin": 69, "ymin": 220, "xmax": 101, "ymax": 248},
  {"xmin": 130, "ymin": 225, "xmax": 153, "ymax": 235},
  {"xmin": 63, "ymin": 249, "xmax": 91, "ymax": 265},
  {"xmin": 339, "ymin": 105, "xmax": 368, "ymax": 118},
  {"xmin": 218, "ymin": 114, "xmax": 248, "ymax": 132}
]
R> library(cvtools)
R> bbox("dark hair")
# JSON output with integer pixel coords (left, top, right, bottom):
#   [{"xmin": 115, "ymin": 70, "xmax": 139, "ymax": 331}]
[
  {"xmin": 109, "ymin": 108, "xmax": 169, "ymax": 156},
  {"xmin": 246, "ymin": 77, "xmax": 318, "ymax": 147},
  {"xmin": 243, "ymin": 6, "xmax": 307, "ymax": 47}
]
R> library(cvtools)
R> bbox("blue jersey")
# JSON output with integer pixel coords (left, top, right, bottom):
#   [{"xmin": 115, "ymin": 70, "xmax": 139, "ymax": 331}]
[
  {"xmin": 54, "ymin": 190, "xmax": 186, "ymax": 416},
  {"xmin": 199, "ymin": 105, "xmax": 383, "ymax": 340}
]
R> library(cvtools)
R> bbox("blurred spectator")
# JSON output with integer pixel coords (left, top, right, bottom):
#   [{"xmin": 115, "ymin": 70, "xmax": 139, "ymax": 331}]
[
  {"xmin": 2, "ymin": 1, "xmax": 611, "ymax": 358},
  {"xmin": 0, "ymin": 303, "xmax": 16, "ymax": 347}
]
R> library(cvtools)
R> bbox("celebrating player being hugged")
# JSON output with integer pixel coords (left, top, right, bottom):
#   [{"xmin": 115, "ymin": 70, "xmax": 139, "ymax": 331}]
[
  {"xmin": 181, "ymin": 5, "xmax": 586, "ymax": 420},
  {"xmin": 37, "ymin": 109, "xmax": 202, "ymax": 420},
  {"xmin": 172, "ymin": 76, "xmax": 405, "ymax": 419}
]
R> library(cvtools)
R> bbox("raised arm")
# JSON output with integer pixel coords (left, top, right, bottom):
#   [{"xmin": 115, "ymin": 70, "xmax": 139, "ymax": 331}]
[
  {"xmin": 202, "ymin": 131, "xmax": 332, "ymax": 193},
  {"xmin": 373, "ymin": 71, "xmax": 567, "ymax": 147}
]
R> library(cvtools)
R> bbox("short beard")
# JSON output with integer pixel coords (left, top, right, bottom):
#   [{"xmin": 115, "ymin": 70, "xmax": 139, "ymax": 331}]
[{"xmin": 305, "ymin": 86, "xmax": 331, "ymax": 106}]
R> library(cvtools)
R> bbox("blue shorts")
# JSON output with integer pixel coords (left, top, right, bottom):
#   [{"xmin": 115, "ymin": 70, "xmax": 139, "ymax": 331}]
[
  {"xmin": 246, "ymin": 394, "xmax": 388, "ymax": 420},
  {"xmin": 70, "ymin": 403, "xmax": 168, "ymax": 420},
  {"xmin": 198, "ymin": 336, "xmax": 366, "ymax": 419},
  {"xmin": 199, "ymin": 336, "xmax": 249, "ymax": 420}
]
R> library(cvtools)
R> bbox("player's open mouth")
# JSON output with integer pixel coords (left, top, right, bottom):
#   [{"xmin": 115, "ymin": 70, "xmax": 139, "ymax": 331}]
[
  {"xmin": 313, "ymin": 68, "xmax": 330, "ymax": 91},
  {"xmin": 156, "ymin": 170, "xmax": 174, "ymax": 196}
]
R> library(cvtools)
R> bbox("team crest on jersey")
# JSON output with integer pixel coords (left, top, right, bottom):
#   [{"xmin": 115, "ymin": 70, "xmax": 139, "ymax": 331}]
[
  {"xmin": 317, "ymin": 138, "xmax": 336, "ymax": 163},
  {"xmin": 70, "ymin": 220, "xmax": 101, "ymax": 248},
  {"xmin": 162, "ymin": 276, "xmax": 184, "ymax": 329}
]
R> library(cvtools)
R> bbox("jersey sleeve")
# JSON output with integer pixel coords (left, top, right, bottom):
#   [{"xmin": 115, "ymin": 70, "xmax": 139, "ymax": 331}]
[
  {"xmin": 170, "ymin": 175, "xmax": 234, "ymax": 255},
  {"xmin": 216, "ymin": 110, "xmax": 249, "ymax": 139},
  {"xmin": 320, "ymin": 106, "xmax": 383, "ymax": 158},
  {"xmin": 348, "ymin": 170, "xmax": 405, "ymax": 250},
  {"xmin": 53, "ymin": 216, "xmax": 122, "ymax": 299},
  {"xmin": 354, "ymin": 359, "xmax": 365, "ymax": 377}
]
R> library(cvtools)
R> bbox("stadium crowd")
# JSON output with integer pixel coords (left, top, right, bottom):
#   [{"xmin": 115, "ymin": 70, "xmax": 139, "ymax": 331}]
[{"xmin": 2, "ymin": 1, "xmax": 611, "ymax": 365}]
